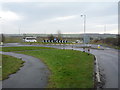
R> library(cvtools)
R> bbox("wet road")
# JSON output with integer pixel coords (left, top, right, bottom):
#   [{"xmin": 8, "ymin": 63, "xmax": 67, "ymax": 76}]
[
  {"xmin": 1, "ymin": 51, "xmax": 50, "ymax": 88},
  {"xmin": 45, "ymin": 44, "xmax": 119, "ymax": 88},
  {"xmin": 91, "ymin": 49, "xmax": 118, "ymax": 88},
  {"xmin": 73, "ymin": 48, "xmax": 118, "ymax": 88},
  {"xmin": 1, "ymin": 43, "xmax": 119, "ymax": 88},
  {"xmin": 59, "ymin": 46, "xmax": 118, "ymax": 88}
]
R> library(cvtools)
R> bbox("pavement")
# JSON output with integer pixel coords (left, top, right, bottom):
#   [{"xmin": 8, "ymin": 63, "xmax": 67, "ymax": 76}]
[
  {"xmin": 1, "ymin": 51, "xmax": 50, "ymax": 88},
  {"xmin": 1, "ymin": 43, "xmax": 119, "ymax": 88}
]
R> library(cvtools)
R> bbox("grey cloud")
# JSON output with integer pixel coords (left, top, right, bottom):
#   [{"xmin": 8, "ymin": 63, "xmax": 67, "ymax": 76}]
[{"xmin": 1, "ymin": 2, "xmax": 118, "ymax": 34}]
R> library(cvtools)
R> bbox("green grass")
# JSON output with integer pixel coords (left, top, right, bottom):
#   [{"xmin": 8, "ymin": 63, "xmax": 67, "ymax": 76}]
[
  {"xmin": 4, "ymin": 37, "xmax": 21, "ymax": 43},
  {"xmin": 2, "ymin": 54, "xmax": 25, "ymax": 80},
  {"xmin": 2, "ymin": 46, "xmax": 94, "ymax": 88},
  {"xmin": 2, "ymin": 46, "xmax": 55, "ymax": 52},
  {"xmin": 19, "ymin": 49, "xmax": 94, "ymax": 88}
]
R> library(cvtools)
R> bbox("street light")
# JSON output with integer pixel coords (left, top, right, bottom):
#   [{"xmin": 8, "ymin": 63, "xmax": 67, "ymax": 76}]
[
  {"xmin": 18, "ymin": 24, "xmax": 22, "ymax": 43},
  {"xmin": 104, "ymin": 25, "xmax": 106, "ymax": 34},
  {"xmin": 103, "ymin": 25, "xmax": 106, "ymax": 43},
  {"xmin": 81, "ymin": 15, "xmax": 86, "ymax": 45},
  {"xmin": 18, "ymin": 24, "xmax": 21, "ymax": 36}
]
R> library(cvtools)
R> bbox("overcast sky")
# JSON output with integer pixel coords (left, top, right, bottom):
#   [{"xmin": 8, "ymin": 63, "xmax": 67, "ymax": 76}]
[{"xmin": 0, "ymin": 0, "xmax": 119, "ymax": 34}]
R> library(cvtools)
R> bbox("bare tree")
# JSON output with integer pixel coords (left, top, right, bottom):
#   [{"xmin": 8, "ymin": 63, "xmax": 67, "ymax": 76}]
[
  {"xmin": 48, "ymin": 34, "xmax": 54, "ymax": 40},
  {"xmin": 57, "ymin": 30, "xmax": 62, "ymax": 40},
  {"xmin": 1, "ymin": 33, "xmax": 5, "ymax": 43}
]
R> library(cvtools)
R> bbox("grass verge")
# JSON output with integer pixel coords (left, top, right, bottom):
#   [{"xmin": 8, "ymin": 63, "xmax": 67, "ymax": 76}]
[
  {"xmin": 2, "ymin": 54, "xmax": 25, "ymax": 80},
  {"xmin": 2, "ymin": 46, "xmax": 55, "ymax": 52},
  {"xmin": 2, "ymin": 46, "xmax": 94, "ymax": 88}
]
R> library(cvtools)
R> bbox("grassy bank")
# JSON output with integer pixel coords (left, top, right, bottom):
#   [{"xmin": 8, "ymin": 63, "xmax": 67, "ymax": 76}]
[
  {"xmin": 20, "ymin": 49, "xmax": 94, "ymax": 88},
  {"xmin": 2, "ymin": 46, "xmax": 55, "ymax": 52},
  {"xmin": 2, "ymin": 54, "xmax": 25, "ymax": 80},
  {"xmin": 2, "ymin": 47, "xmax": 94, "ymax": 88}
]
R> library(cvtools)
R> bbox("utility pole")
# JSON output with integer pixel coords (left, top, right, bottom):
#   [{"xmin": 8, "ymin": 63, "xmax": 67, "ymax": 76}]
[
  {"xmin": 103, "ymin": 25, "xmax": 106, "ymax": 43},
  {"xmin": 104, "ymin": 25, "xmax": 106, "ymax": 39},
  {"xmin": 18, "ymin": 24, "xmax": 21, "ymax": 43},
  {"xmin": 81, "ymin": 15, "xmax": 86, "ymax": 45},
  {"xmin": 104, "ymin": 25, "xmax": 106, "ymax": 34},
  {"xmin": 18, "ymin": 24, "xmax": 21, "ymax": 36}
]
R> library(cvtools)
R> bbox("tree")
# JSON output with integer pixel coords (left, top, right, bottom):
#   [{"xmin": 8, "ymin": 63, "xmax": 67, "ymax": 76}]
[
  {"xmin": 90, "ymin": 37, "xmax": 93, "ymax": 40},
  {"xmin": 117, "ymin": 34, "xmax": 120, "ymax": 47},
  {"xmin": 1, "ymin": 33, "xmax": 5, "ymax": 43},
  {"xmin": 23, "ymin": 33, "xmax": 27, "ymax": 39},
  {"xmin": 57, "ymin": 30, "xmax": 62, "ymax": 40},
  {"xmin": 48, "ymin": 34, "xmax": 54, "ymax": 40}
]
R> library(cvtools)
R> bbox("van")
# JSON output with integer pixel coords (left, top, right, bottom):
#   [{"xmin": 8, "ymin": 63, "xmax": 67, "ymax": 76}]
[{"xmin": 23, "ymin": 37, "xmax": 37, "ymax": 42}]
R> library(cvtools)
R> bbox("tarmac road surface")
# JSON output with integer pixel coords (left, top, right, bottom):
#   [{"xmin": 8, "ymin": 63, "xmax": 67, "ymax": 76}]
[
  {"xmin": 73, "ymin": 48, "xmax": 118, "ymax": 88},
  {"xmin": 59, "ymin": 45, "xmax": 118, "ymax": 88},
  {"xmin": 1, "ymin": 51, "xmax": 50, "ymax": 88},
  {"xmin": 1, "ymin": 43, "xmax": 119, "ymax": 88},
  {"xmin": 46, "ymin": 44, "xmax": 119, "ymax": 88}
]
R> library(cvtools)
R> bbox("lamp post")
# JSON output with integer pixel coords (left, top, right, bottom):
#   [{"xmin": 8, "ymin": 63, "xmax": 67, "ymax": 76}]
[
  {"xmin": 103, "ymin": 25, "xmax": 106, "ymax": 44},
  {"xmin": 18, "ymin": 24, "xmax": 22, "ymax": 43},
  {"xmin": 18, "ymin": 24, "xmax": 21, "ymax": 36},
  {"xmin": 104, "ymin": 25, "xmax": 106, "ymax": 34},
  {"xmin": 81, "ymin": 15, "xmax": 86, "ymax": 45}
]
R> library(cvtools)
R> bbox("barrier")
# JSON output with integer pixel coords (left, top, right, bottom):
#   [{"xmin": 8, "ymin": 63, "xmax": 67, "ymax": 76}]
[{"xmin": 42, "ymin": 40, "xmax": 68, "ymax": 43}]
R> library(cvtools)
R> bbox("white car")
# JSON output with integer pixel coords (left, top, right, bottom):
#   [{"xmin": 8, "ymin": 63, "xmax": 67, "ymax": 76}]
[{"xmin": 23, "ymin": 37, "xmax": 37, "ymax": 42}]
